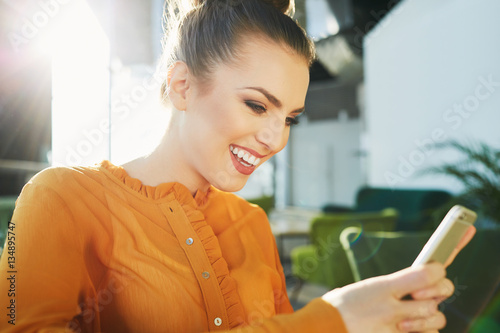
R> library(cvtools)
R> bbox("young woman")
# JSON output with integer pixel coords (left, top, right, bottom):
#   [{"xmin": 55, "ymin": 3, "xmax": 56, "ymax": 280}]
[{"xmin": 0, "ymin": 0, "xmax": 474, "ymax": 332}]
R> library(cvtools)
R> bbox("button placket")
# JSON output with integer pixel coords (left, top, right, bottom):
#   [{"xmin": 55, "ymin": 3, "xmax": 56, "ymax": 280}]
[{"xmin": 160, "ymin": 201, "xmax": 229, "ymax": 330}]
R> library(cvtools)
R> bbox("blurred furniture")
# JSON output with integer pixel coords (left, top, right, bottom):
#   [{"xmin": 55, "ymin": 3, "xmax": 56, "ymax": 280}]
[
  {"xmin": 247, "ymin": 195, "xmax": 275, "ymax": 215},
  {"xmin": 0, "ymin": 196, "xmax": 17, "ymax": 250},
  {"xmin": 289, "ymin": 208, "xmax": 398, "ymax": 300},
  {"xmin": 269, "ymin": 207, "xmax": 322, "ymax": 263},
  {"xmin": 340, "ymin": 227, "xmax": 431, "ymax": 280},
  {"xmin": 341, "ymin": 227, "xmax": 500, "ymax": 333},
  {"xmin": 323, "ymin": 187, "xmax": 453, "ymax": 231}
]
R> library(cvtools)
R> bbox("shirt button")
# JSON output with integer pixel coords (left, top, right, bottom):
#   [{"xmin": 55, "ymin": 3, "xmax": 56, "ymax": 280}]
[
  {"xmin": 186, "ymin": 237, "xmax": 194, "ymax": 245},
  {"xmin": 214, "ymin": 317, "xmax": 222, "ymax": 326},
  {"xmin": 202, "ymin": 271, "xmax": 210, "ymax": 279}
]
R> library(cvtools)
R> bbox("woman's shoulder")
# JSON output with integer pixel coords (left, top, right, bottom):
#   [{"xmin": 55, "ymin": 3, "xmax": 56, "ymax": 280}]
[
  {"xmin": 20, "ymin": 162, "xmax": 111, "ymax": 202},
  {"xmin": 213, "ymin": 189, "xmax": 262, "ymax": 209},
  {"xmin": 27, "ymin": 163, "xmax": 101, "ymax": 190},
  {"xmin": 12, "ymin": 164, "xmax": 107, "ymax": 229},
  {"xmin": 210, "ymin": 189, "xmax": 269, "ymax": 222}
]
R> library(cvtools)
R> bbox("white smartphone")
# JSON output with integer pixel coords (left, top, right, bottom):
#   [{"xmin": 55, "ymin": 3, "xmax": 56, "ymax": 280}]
[{"xmin": 412, "ymin": 205, "xmax": 477, "ymax": 267}]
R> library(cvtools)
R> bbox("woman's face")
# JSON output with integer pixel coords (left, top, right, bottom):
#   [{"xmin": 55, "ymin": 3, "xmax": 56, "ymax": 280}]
[{"xmin": 181, "ymin": 36, "xmax": 310, "ymax": 193}]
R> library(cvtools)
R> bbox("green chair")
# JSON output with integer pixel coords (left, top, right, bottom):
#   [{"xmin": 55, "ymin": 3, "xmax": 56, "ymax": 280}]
[
  {"xmin": 289, "ymin": 208, "xmax": 398, "ymax": 299},
  {"xmin": 340, "ymin": 227, "xmax": 431, "ymax": 280},
  {"xmin": 0, "ymin": 196, "xmax": 17, "ymax": 251},
  {"xmin": 247, "ymin": 195, "xmax": 274, "ymax": 215},
  {"xmin": 340, "ymin": 227, "xmax": 500, "ymax": 333},
  {"xmin": 323, "ymin": 187, "xmax": 453, "ymax": 231}
]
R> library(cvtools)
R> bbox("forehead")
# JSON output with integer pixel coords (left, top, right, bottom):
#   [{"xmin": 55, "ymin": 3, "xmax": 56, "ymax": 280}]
[
  {"xmin": 232, "ymin": 35, "xmax": 308, "ymax": 73},
  {"xmin": 211, "ymin": 36, "xmax": 310, "ymax": 105}
]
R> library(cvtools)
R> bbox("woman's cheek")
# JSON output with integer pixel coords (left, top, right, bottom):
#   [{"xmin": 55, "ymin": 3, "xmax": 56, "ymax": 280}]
[{"xmin": 223, "ymin": 112, "xmax": 254, "ymax": 137}]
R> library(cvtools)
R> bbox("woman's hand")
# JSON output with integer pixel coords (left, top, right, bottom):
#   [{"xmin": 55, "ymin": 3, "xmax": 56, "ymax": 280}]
[{"xmin": 322, "ymin": 263, "xmax": 453, "ymax": 333}]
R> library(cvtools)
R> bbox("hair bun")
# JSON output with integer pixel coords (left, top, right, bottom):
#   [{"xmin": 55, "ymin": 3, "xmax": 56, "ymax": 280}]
[
  {"xmin": 195, "ymin": 0, "xmax": 294, "ymax": 15},
  {"xmin": 262, "ymin": 0, "xmax": 294, "ymax": 15}
]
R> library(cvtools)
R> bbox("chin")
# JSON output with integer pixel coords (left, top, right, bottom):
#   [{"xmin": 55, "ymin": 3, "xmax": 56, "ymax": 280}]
[
  {"xmin": 209, "ymin": 173, "xmax": 248, "ymax": 193},
  {"xmin": 213, "ymin": 181, "xmax": 247, "ymax": 193}
]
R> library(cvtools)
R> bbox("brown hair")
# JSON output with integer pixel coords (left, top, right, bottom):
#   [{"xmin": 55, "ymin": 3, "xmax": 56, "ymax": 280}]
[{"xmin": 159, "ymin": 0, "xmax": 315, "ymax": 99}]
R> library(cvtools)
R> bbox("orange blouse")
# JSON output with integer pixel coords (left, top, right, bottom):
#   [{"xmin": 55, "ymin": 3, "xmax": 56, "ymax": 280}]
[{"xmin": 0, "ymin": 160, "xmax": 347, "ymax": 332}]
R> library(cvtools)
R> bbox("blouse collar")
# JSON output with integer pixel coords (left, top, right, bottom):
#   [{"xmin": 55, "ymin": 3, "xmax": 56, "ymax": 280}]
[{"xmin": 98, "ymin": 160, "xmax": 216, "ymax": 208}]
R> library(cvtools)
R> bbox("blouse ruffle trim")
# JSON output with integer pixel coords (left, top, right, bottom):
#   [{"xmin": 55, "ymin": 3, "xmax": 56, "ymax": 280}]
[
  {"xmin": 98, "ymin": 160, "xmax": 214, "ymax": 208},
  {"xmin": 98, "ymin": 160, "xmax": 246, "ymax": 328},
  {"xmin": 180, "ymin": 203, "xmax": 246, "ymax": 329}
]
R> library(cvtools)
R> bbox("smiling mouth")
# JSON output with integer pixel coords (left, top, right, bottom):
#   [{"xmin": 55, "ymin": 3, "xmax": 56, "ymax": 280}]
[
  {"xmin": 229, "ymin": 145, "xmax": 262, "ymax": 176},
  {"xmin": 230, "ymin": 145, "xmax": 261, "ymax": 166}
]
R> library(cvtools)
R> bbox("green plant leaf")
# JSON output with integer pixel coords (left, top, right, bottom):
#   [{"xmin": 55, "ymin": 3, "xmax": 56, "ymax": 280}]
[{"xmin": 418, "ymin": 139, "xmax": 500, "ymax": 225}]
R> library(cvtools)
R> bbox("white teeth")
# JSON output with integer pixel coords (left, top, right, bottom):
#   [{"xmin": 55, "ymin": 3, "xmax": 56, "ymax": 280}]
[
  {"xmin": 230, "ymin": 145, "xmax": 261, "ymax": 166},
  {"xmin": 240, "ymin": 160, "xmax": 252, "ymax": 167}
]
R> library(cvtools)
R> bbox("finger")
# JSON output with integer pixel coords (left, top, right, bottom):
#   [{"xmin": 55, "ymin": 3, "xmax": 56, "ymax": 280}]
[
  {"xmin": 390, "ymin": 263, "xmax": 446, "ymax": 299},
  {"xmin": 433, "ymin": 295, "xmax": 448, "ymax": 304},
  {"xmin": 397, "ymin": 312, "xmax": 446, "ymax": 332},
  {"xmin": 397, "ymin": 299, "xmax": 439, "ymax": 320},
  {"xmin": 444, "ymin": 226, "xmax": 476, "ymax": 267},
  {"xmin": 411, "ymin": 278, "xmax": 454, "ymax": 300},
  {"xmin": 458, "ymin": 226, "xmax": 476, "ymax": 251}
]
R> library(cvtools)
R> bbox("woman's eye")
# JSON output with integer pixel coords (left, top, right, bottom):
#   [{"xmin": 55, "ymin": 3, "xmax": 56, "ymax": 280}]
[
  {"xmin": 245, "ymin": 101, "xmax": 267, "ymax": 114},
  {"xmin": 286, "ymin": 117, "xmax": 299, "ymax": 126}
]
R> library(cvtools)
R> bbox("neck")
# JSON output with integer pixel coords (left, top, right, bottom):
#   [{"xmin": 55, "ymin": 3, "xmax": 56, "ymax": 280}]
[{"xmin": 121, "ymin": 117, "xmax": 210, "ymax": 197}]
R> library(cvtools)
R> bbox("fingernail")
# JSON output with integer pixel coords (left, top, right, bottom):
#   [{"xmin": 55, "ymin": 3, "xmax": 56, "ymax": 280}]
[{"xmin": 400, "ymin": 320, "xmax": 411, "ymax": 331}]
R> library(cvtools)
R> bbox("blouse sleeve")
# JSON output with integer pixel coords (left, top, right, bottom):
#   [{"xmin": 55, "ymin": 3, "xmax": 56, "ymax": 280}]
[{"xmin": 0, "ymin": 171, "xmax": 91, "ymax": 332}]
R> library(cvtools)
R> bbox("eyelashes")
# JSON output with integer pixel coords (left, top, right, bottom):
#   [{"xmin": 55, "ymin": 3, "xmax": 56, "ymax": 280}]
[
  {"xmin": 286, "ymin": 117, "xmax": 299, "ymax": 126},
  {"xmin": 244, "ymin": 101, "xmax": 300, "ymax": 126},
  {"xmin": 245, "ymin": 101, "xmax": 267, "ymax": 114}
]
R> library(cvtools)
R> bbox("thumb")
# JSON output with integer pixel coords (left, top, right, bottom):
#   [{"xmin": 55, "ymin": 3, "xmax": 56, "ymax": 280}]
[{"xmin": 389, "ymin": 263, "xmax": 446, "ymax": 299}]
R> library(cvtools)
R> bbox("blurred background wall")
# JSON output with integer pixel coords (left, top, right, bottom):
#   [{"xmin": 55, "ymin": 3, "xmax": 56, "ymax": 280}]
[{"xmin": 363, "ymin": 0, "xmax": 500, "ymax": 193}]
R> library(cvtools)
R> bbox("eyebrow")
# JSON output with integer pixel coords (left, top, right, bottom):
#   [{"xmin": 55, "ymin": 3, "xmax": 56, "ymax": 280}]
[{"xmin": 241, "ymin": 86, "xmax": 305, "ymax": 114}]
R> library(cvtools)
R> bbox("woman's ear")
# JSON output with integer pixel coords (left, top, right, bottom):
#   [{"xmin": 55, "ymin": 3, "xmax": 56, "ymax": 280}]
[{"xmin": 166, "ymin": 61, "xmax": 190, "ymax": 111}]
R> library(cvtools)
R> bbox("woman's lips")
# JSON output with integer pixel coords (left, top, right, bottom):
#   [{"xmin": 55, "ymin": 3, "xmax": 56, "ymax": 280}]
[{"xmin": 230, "ymin": 147, "xmax": 256, "ymax": 175}]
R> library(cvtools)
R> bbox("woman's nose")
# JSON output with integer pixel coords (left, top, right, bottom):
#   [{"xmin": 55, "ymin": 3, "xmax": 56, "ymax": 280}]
[{"xmin": 255, "ymin": 114, "xmax": 288, "ymax": 153}]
